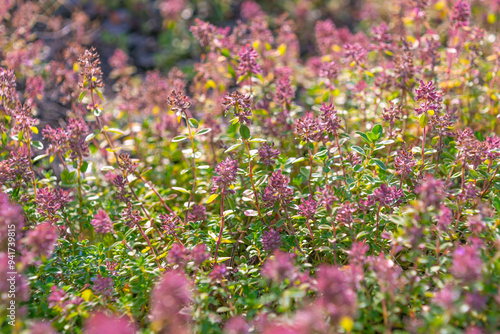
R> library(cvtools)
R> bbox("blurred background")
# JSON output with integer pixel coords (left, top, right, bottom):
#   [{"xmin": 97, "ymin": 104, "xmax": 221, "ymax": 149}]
[{"xmin": 32, "ymin": 0, "xmax": 373, "ymax": 75}]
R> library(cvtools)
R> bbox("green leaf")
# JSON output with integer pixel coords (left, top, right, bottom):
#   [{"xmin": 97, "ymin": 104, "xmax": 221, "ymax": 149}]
[
  {"xmin": 196, "ymin": 128, "xmax": 212, "ymax": 136},
  {"xmin": 78, "ymin": 91, "xmax": 87, "ymax": 102},
  {"xmin": 188, "ymin": 118, "xmax": 199, "ymax": 129},
  {"xmin": 370, "ymin": 158, "xmax": 387, "ymax": 170},
  {"xmin": 31, "ymin": 140, "xmax": 43, "ymax": 150},
  {"xmin": 221, "ymin": 48, "xmax": 231, "ymax": 58},
  {"xmin": 81, "ymin": 161, "xmax": 89, "ymax": 173},
  {"xmin": 493, "ymin": 196, "xmax": 500, "ymax": 212},
  {"xmin": 225, "ymin": 143, "xmax": 242, "ymax": 153},
  {"xmin": 351, "ymin": 145, "xmax": 365, "ymax": 155},
  {"xmin": 172, "ymin": 136, "xmax": 187, "ymax": 142},
  {"xmin": 248, "ymin": 138, "xmax": 266, "ymax": 143},
  {"xmin": 371, "ymin": 124, "xmax": 383, "ymax": 139},
  {"xmin": 33, "ymin": 154, "xmax": 48, "ymax": 162},
  {"xmin": 227, "ymin": 64, "xmax": 236, "ymax": 78},
  {"xmin": 314, "ymin": 148, "xmax": 328, "ymax": 158},
  {"xmin": 95, "ymin": 89, "xmax": 105, "ymax": 101},
  {"xmin": 85, "ymin": 133, "xmax": 96, "ymax": 142},
  {"xmin": 239, "ymin": 124, "xmax": 251, "ymax": 139},
  {"xmin": 172, "ymin": 187, "xmax": 190, "ymax": 194},
  {"xmin": 107, "ymin": 128, "xmax": 124, "ymax": 135},
  {"xmin": 356, "ymin": 131, "xmax": 372, "ymax": 144},
  {"xmin": 206, "ymin": 193, "xmax": 219, "ymax": 204},
  {"xmin": 419, "ymin": 113, "xmax": 428, "ymax": 127}
]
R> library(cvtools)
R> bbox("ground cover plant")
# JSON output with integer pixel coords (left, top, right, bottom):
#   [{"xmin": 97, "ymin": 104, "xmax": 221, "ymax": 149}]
[{"xmin": 1, "ymin": 0, "xmax": 500, "ymax": 333}]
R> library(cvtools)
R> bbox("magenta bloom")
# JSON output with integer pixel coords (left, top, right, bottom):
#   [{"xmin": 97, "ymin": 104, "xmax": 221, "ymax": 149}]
[
  {"xmin": 91, "ymin": 210, "xmax": 114, "ymax": 234},
  {"xmin": 237, "ymin": 44, "xmax": 261, "ymax": 78},
  {"xmin": 212, "ymin": 157, "xmax": 239, "ymax": 193},
  {"xmin": 24, "ymin": 223, "xmax": 58, "ymax": 260},
  {"xmin": 262, "ymin": 170, "xmax": 294, "ymax": 207},
  {"xmin": 298, "ymin": 196, "xmax": 318, "ymax": 219},
  {"xmin": 258, "ymin": 142, "xmax": 280, "ymax": 166},
  {"xmin": 451, "ymin": 246, "xmax": 482, "ymax": 282},
  {"xmin": 150, "ymin": 270, "xmax": 192, "ymax": 331},
  {"xmin": 261, "ymin": 229, "xmax": 281, "ymax": 252},
  {"xmin": 315, "ymin": 265, "xmax": 356, "ymax": 323},
  {"xmin": 84, "ymin": 312, "xmax": 136, "ymax": 334}
]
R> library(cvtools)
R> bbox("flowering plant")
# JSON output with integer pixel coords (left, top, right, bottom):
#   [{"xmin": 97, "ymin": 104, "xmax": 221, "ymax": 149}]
[{"xmin": 1, "ymin": 0, "xmax": 500, "ymax": 333}]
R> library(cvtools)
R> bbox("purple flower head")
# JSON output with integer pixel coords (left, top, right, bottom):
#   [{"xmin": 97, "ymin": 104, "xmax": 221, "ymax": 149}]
[
  {"xmin": 66, "ymin": 117, "xmax": 90, "ymax": 160},
  {"xmin": 262, "ymin": 251, "xmax": 296, "ymax": 283},
  {"xmin": 24, "ymin": 223, "xmax": 58, "ymax": 260},
  {"xmin": 344, "ymin": 43, "xmax": 367, "ymax": 66},
  {"xmin": 451, "ymin": 245, "xmax": 482, "ymax": 282},
  {"xmin": 414, "ymin": 80, "xmax": 442, "ymax": 115},
  {"xmin": 48, "ymin": 286, "xmax": 68, "ymax": 308},
  {"xmin": 187, "ymin": 204, "xmax": 206, "ymax": 222},
  {"xmin": 191, "ymin": 244, "xmax": 209, "ymax": 266},
  {"xmin": 320, "ymin": 103, "xmax": 341, "ymax": 134},
  {"xmin": 358, "ymin": 195, "xmax": 375, "ymax": 212},
  {"xmin": 167, "ymin": 89, "xmax": 191, "ymax": 113},
  {"xmin": 436, "ymin": 204, "xmax": 453, "ymax": 230},
  {"xmin": 237, "ymin": 44, "xmax": 261, "ymax": 78},
  {"xmin": 319, "ymin": 61, "xmax": 338, "ymax": 81},
  {"xmin": 374, "ymin": 184, "xmax": 404, "ymax": 207},
  {"xmin": 42, "ymin": 125, "xmax": 69, "ymax": 157},
  {"xmin": 150, "ymin": 270, "xmax": 191, "ymax": 331},
  {"xmin": 0, "ymin": 67, "xmax": 17, "ymax": 105},
  {"xmin": 315, "ymin": 19, "xmax": 336, "ymax": 55},
  {"xmin": 258, "ymin": 142, "xmax": 280, "ymax": 166},
  {"xmin": 382, "ymin": 102, "xmax": 402, "ymax": 129},
  {"xmin": 224, "ymin": 316, "xmax": 250, "ymax": 334},
  {"xmin": 455, "ymin": 128, "xmax": 486, "ymax": 168},
  {"xmin": 212, "ymin": 157, "xmax": 239, "ymax": 193},
  {"xmin": 26, "ymin": 75, "xmax": 45, "ymax": 103},
  {"xmin": 370, "ymin": 22, "xmax": 392, "ymax": 52},
  {"xmin": 78, "ymin": 47, "xmax": 104, "ymax": 90},
  {"xmin": 451, "ymin": 0, "xmax": 470, "ymax": 27},
  {"xmin": 433, "ymin": 284, "xmax": 458, "ymax": 308},
  {"xmin": 262, "ymin": 170, "xmax": 294, "ymax": 207},
  {"xmin": 348, "ymin": 242, "xmax": 369, "ymax": 265},
  {"xmin": 160, "ymin": 213, "xmax": 180, "ymax": 235},
  {"xmin": 240, "ymin": 0, "xmax": 264, "ymax": 21},
  {"xmin": 485, "ymin": 135, "xmax": 500, "ymax": 161},
  {"xmin": 316, "ymin": 186, "xmax": 337, "ymax": 211},
  {"xmin": 117, "ymin": 153, "xmax": 138, "ymax": 175},
  {"xmin": 316, "ymin": 265, "xmax": 356, "ymax": 323},
  {"xmin": 370, "ymin": 253, "xmax": 404, "ymax": 293},
  {"xmin": 298, "ymin": 195, "xmax": 318, "ymax": 219},
  {"xmin": 262, "ymin": 228, "xmax": 281, "ymax": 252},
  {"xmin": 84, "ymin": 312, "xmax": 137, "ymax": 334},
  {"xmin": 0, "ymin": 193, "xmax": 24, "ymax": 251},
  {"xmin": 190, "ymin": 18, "xmax": 216, "ymax": 47},
  {"xmin": 336, "ymin": 202, "xmax": 357, "ymax": 226},
  {"xmin": 210, "ymin": 264, "xmax": 228, "ymax": 283},
  {"xmin": 222, "ymin": 91, "xmax": 252, "ymax": 124},
  {"xmin": 394, "ymin": 146, "xmax": 416, "ymax": 179},
  {"xmin": 465, "ymin": 292, "xmax": 487, "ymax": 311},
  {"xmin": 415, "ymin": 174, "xmax": 445, "ymax": 207},
  {"xmin": 348, "ymin": 151, "xmax": 362, "ymax": 166},
  {"xmin": 93, "ymin": 274, "xmax": 114, "ymax": 297},
  {"xmin": 109, "ymin": 48, "xmax": 129, "ymax": 69},
  {"xmin": 167, "ymin": 243, "xmax": 190, "ymax": 266},
  {"xmin": 294, "ymin": 112, "xmax": 322, "ymax": 142},
  {"xmin": 36, "ymin": 187, "xmax": 72, "ymax": 221},
  {"xmin": 275, "ymin": 74, "xmax": 295, "ymax": 105},
  {"xmin": 91, "ymin": 210, "xmax": 114, "ymax": 234}
]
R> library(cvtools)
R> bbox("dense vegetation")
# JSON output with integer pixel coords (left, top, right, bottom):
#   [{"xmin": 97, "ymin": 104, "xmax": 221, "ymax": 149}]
[{"xmin": 1, "ymin": 0, "xmax": 500, "ymax": 333}]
